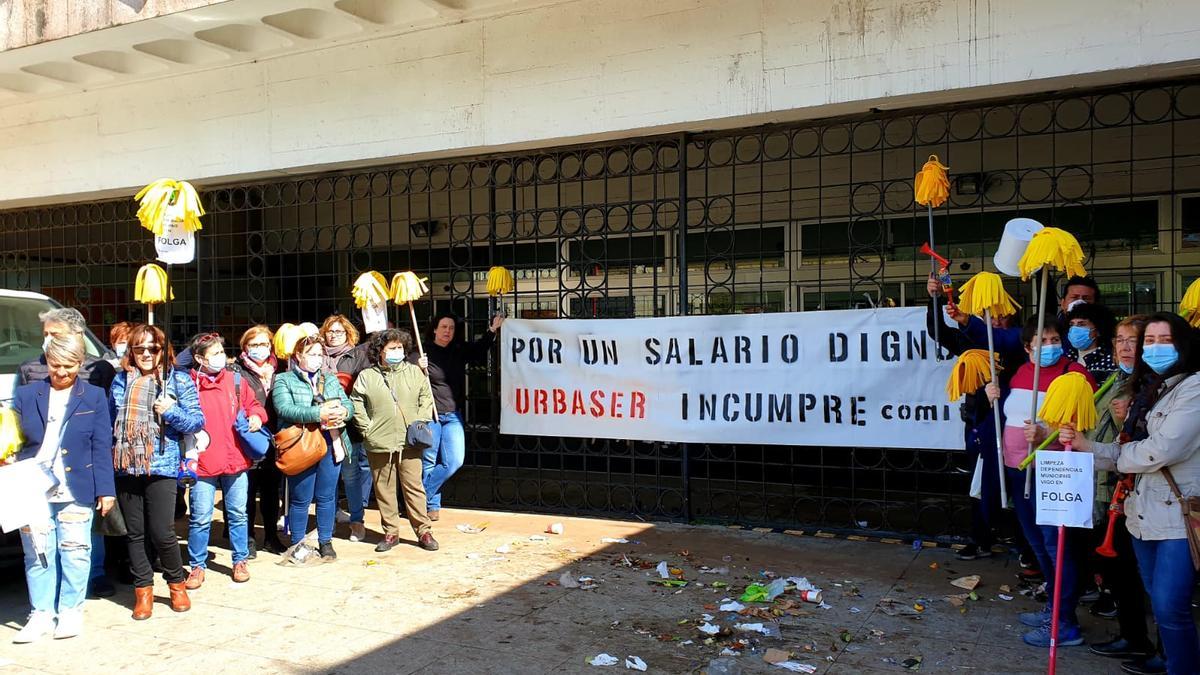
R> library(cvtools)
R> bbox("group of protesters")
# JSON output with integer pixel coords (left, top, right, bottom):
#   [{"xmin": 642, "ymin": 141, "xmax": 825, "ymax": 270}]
[
  {"xmin": 5, "ymin": 306, "xmax": 502, "ymax": 643},
  {"xmin": 928, "ymin": 275, "xmax": 1200, "ymax": 675}
]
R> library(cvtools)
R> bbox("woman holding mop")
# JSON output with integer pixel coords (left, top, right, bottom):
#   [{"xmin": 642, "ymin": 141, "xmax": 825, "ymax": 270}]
[
  {"xmin": 1061, "ymin": 313, "xmax": 1200, "ymax": 675},
  {"xmin": 985, "ymin": 315, "xmax": 1096, "ymax": 648}
]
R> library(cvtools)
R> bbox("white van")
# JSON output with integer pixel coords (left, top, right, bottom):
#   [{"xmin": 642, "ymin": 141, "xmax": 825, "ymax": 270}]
[{"xmin": 0, "ymin": 289, "xmax": 108, "ymax": 404}]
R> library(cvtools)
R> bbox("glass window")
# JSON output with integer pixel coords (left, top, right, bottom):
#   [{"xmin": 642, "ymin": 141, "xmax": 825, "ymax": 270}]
[
  {"xmin": 0, "ymin": 294, "xmax": 105, "ymax": 377},
  {"xmin": 691, "ymin": 290, "xmax": 785, "ymax": 315},
  {"xmin": 685, "ymin": 226, "xmax": 786, "ymax": 271},
  {"xmin": 567, "ymin": 235, "xmax": 666, "ymax": 277},
  {"xmin": 1093, "ymin": 274, "xmax": 1159, "ymax": 317},
  {"xmin": 1183, "ymin": 197, "xmax": 1200, "ymax": 249}
]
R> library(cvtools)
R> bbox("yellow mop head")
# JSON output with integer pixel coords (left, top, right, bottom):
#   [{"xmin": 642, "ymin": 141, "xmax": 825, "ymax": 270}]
[
  {"xmin": 914, "ymin": 155, "xmax": 950, "ymax": 208},
  {"xmin": 273, "ymin": 323, "xmax": 308, "ymax": 360},
  {"xmin": 1017, "ymin": 227, "xmax": 1087, "ymax": 281},
  {"xmin": 390, "ymin": 272, "xmax": 430, "ymax": 305},
  {"xmin": 352, "ymin": 271, "xmax": 390, "ymax": 309},
  {"xmin": 486, "ymin": 266, "xmax": 515, "ymax": 297},
  {"xmin": 957, "ymin": 271, "xmax": 1020, "ymax": 319},
  {"xmin": 1038, "ymin": 371, "xmax": 1098, "ymax": 432},
  {"xmin": 134, "ymin": 264, "xmax": 172, "ymax": 304},
  {"xmin": 134, "ymin": 179, "xmax": 204, "ymax": 236},
  {"xmin": 0, "ymin": 407, "xmax": 22, "ymax": 462},
  {"xmin": 1181, "ymin": 277, "xmax": 1200, "ymax": 328},
  {"xmin": 946, "ymin": 349, "xmax": 1000, "ymax": 401}
]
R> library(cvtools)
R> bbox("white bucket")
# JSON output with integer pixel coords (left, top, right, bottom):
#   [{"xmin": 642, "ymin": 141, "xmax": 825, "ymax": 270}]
[{"xmin": 993, "ymin": 218, "xmax": 1044, "ymax": 277}]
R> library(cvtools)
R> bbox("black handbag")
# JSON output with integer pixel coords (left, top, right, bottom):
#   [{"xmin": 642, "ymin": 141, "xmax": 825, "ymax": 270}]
[{"xmin": 92, "ymin": 499, "xmax": 128, "ymax": 537}]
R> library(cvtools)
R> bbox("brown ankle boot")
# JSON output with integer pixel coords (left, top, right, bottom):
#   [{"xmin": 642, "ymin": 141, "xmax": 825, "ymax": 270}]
[
  {"xmin": 132, "ymin": 586, "xmax": 154, "ymax": 621},
  {"xmin": 167, "ymin": 581, "xmax": 191, "ymax": 613}
]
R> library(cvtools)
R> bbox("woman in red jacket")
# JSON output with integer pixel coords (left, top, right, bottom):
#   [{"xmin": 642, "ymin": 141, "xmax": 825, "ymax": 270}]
[{"xmin": 183, "ymin": 333, "xmax": 267, "ymax": 587}]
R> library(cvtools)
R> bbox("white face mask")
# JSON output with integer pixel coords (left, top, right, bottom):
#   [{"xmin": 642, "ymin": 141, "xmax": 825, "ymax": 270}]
[
  {"xmin": 204, "ymin": 353, "xmax": 227, "ymax": 373},
  {"xmin": 300, "ymin": 355, "xmax": 323, "ymax": 373}
]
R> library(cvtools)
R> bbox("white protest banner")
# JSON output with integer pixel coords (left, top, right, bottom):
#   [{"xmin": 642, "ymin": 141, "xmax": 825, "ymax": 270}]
[
  {"xmin": 1035, "ymin": 450, "xmax": 1095, "ymax": 528},
  {"xmin": 499, "ymin": 307, "xmax": 961, "ymax": 449}
]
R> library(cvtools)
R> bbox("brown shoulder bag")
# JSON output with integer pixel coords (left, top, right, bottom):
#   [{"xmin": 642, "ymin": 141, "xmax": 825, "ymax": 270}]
[
  {"xmin": 274, "ymin": 423, "xmax": 326, "ymax": 476},
  {"xmin": 1162, "ymin": 466, "xmax": 1200, "ymax": 571}
]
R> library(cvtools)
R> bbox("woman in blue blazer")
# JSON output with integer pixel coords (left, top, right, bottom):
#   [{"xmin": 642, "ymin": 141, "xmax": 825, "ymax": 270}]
[{"xmin": 8, "ymin": 334, "xmax": 114, "ymax": 644}]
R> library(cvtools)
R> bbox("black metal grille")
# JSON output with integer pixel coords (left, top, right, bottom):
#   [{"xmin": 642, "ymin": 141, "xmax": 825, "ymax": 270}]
[{"xmin": 4, "ymin": 78, "xmax": 1200, "ymax": 537}]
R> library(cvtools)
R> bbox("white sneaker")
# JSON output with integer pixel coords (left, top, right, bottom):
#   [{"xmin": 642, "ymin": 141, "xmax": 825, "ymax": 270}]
[
  {"xmin": 53, "ymin": 609, "xmax": 82, "ymax": 639},
  {"xmin": 349, "ymin": 523, "xmax": 366, "ymax": 542},
  {"xmin": 12, "ymin": 611, "xmax": 55, "ymax": 643},
  {"xmin": 335, "ymin": 509, "xmax": 351, "ymax": 524}
]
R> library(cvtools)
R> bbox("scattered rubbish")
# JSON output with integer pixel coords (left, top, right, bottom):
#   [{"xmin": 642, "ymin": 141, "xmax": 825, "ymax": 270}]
[
  {"xmin": 850, "ymin": 607, "xmax": 862, "ymax": 614},
  {"xmin": 601, "ymin": 537, "xmax": 630, "ymax": 544},
  {"xmin": 720, "ymin": 648, "xmax": 740, "ymax": 656},
  {"xmin": 719, "ymin": 601, "xmax": 746, "ymax": 612},
  {"xmin": 929, "ymin": 562, "xmax": 939, "ymax": 570},
  {"xmin": 610, "ymin": 621, "xmax": 621, "ymax": 629},
  {"xmin": 528, "ymin": 535, "xmax": 549, "ymax": 542},
  {"xmin": 913, "ymin": 602, "xmax": 926, "ymax": 612},
  {"xmin": 579, "ymin": 576, "xmax": 599, "ymax": 590},
  {"xmin": 999, "ymin": 584, "xmax": 1012, "ymax": 593},
  {"xmin": 712, "ymin": 581, "xmax": 729, "ymax": 589},
  {"xmin": 698, "ymin": 622, "xmax": 721, "ymax": 635},
  {"xmin": 681, "ymin": 640, "xmax": 694, "ymax": 646},
  {"xmin": 786, "ymin": 577, "xmax": 818, "ymax": 592},
  {"xmin": 877, "ymin": 598, "xmax": 922, "ymax": 617},
  {"xmin": 763, "ymin": 648, "xmax": 790, "ymax": 664},
  {"xmin": 857, "ymin": 520, "xmax": 869, "ymax": 528},
  {"xmin": 735, "ymin": 623, "xmax": 767, "ymax": 634},
  {"xmin": 700, "ymin": 566, "xmax": 730, "ymax": 575},
  {"xmin": 817, "ymin": 601, "xmax": 832, "ymax": 610},
  {"xmin": 466, "ymin": 553, "xmax": 482, "ymax": 560},
  {"xmin": 944, "ymin": 593, "xmax": 969, "ymax": 608},
  {"xmin": 912, "ymin": 539, "xmax": 923, "ymax": 551},
  {"xmin": 546, "ymin": 522, "xmax": 564, "ymax": 535},
  {"xmin": 839, "ymin": 629, "xmax": 853, "ymax": 643},
  {"xmin": 798, "ymin": 589, "xmax": 823, "ymax": 604},
  {"xmin": 656, "ymin": 561, "xmax": 671, "ymax": 579},
  {"xmin": 722, "ymin": 555, "xmax": 733, "ymax": 562},
  {"xmin": 902, "ymin": 656, "xmax": 923, "ymax": 671},
  {"xmin": 765, "ymin": 578, "xmax": 788, "ymax": 600},
  {"xmin": 559, "ymin": 572, "xmax": 581, "ymax": 589},
  {"xmin": 740, "ymin": 584, "xmax": 770, "ymax": 603},
  {"xmin": 495, "ymin": 544, "xmax": 511, "ymax": 554},
  {"xmin": 702, "ymin": 613, "xmax": 714, "ymax": 621},
  {"xmin": 588, "ymin": 653, "xmax": 620, "ymax": 666},
  {"xmin": 648, "ymin": 579, "xmax": 688, "ymax": 588},
  {"xmin": 624, "ymin": 656, "xmax": 647, "ymax": 671},
  {"xmin": 772, "ymin": 663, "xmax": 816, "ymax": 674},
  {"xmin": 998, "ymin": 594, "xmax": 1013, "ymax": 601},
  {"xmin": 950, "ymin": 575, "xmax": 981, "ymax": 591},
  {"xmin": 455, "ymin": 522, "xmax": 488, "ymax": 534},
  {"xmin": 362, "ymin": 559, "xmax": 379, "ymax": 566}
]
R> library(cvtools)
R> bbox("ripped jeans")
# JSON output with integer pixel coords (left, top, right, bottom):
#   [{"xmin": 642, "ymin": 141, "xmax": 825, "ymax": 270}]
[{"xmin": 20, "ymin": 501, "xmax": 95, "ymax": 614}]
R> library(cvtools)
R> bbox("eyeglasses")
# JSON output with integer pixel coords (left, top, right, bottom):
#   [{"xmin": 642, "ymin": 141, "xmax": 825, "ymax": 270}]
[
  {"xmin": 246, "ymin": 341, "xmax": 270, "ymax": 348},
  {"xmin": 1114, "ymin": 337, "xmax": 1139, "ymax": 347},
  {"xmin": 131, "ymin": 345, "xmax": 161, "ymax": 355},
  {"xmin": 325, "ymin": 329, "xmax": 347, "ymax": 336}
]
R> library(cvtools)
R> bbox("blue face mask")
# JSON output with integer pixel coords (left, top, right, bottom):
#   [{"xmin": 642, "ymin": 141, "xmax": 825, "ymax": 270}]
[
  {"xmin": 1118, "ymin": 361, "xmax": 1134, "ymax": 375},
  {"xmin": 1142, "ymin": 344, "xmax": 1180, "ymax": 375},
  {"xmin": 1067, "ymin": 326, "xmax": 1095, "ymax": 350},
  {"xmin": 384, "ymin": 349, "xmax": 405, "ymax": 366},
  {"xmin": 1036, "ymin": 344, "xmax": 1063, "ymax": 367},
  {"xmin": 247, "ymin": 346, "xmax": 270, "ymax": 363}
]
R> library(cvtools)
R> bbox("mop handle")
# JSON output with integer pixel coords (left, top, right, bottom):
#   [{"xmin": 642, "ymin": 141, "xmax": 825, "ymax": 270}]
[{"xmin": 1016, "ymin": 372, "xmax": 1118, "ymax": 470}]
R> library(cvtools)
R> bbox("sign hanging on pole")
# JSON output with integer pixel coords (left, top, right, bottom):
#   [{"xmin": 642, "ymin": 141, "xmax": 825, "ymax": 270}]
[
  {"xmin": 153, "ymin": 201, "xmax": 195, "ymax": 264},
  {"xmin": 1035, "ymin": 450, "xmax": 1095, "ymax": 528}
]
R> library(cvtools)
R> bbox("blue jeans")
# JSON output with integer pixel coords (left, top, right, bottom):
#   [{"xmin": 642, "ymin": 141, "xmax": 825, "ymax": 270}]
[
  {"xmin": 1006, "ymin": 467, "xmax": 1080, "ymax": 626},
  {"xmin": 1132, "ymin": 537, "xmax": 1200, "ymax": 675},
  {"xmin": 188, "ymin": 472, "xmax": 250, "ymax": 568},
  {"xmin": 423, "ymin": 411, "xmax": 465, "ymax": 511},
  {"xmin": 20, "ymin": 501, "xmax": 94, "ymax": 613},
  {"xmin": 286, "ymin": 445, "xmax": 339, "ymax": 545},
  {"xmin": 339, "ymin": 442, "xmax": 372, "ymax": 523}
]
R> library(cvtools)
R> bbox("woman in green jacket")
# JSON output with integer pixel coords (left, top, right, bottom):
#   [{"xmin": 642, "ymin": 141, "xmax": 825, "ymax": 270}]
[
  {"xmin": 350, "ymin": 329, "xmax": 438, "ymax": 553},
  {"xmin": 271, "ymin": 335, "xmax": 354, "ymax": 561}
]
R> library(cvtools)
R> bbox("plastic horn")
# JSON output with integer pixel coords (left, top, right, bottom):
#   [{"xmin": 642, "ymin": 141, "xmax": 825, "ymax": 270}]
[{"xmin": 1096, "ymin": 475, "xmax": 1134, "ymax": 558}]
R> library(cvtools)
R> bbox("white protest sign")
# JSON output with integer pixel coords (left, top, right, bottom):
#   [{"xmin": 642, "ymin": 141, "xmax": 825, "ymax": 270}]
[
  {"xmin": 1035, "ymin": 450, "xmax": 1095, "ymax": 528},
  {"xmin": 0, "ymin": 459, "xmax": 54, "ymax": 533},
  {"xmin": 361, "ymin": 301, "xmax": 387, "ymax": 334},
  {"xmin": 154, "ymin": 218, "xmax": 195, "ymax": 264},
  {"xmin": 499, "ymin": 307, "xmax": 960, "ymax": 449}
]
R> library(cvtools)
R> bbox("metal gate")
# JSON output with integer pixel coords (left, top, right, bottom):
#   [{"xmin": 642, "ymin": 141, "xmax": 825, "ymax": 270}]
[{"xmin": 3, "ymin": 77, "xmax": 1200, "ymax": 537}]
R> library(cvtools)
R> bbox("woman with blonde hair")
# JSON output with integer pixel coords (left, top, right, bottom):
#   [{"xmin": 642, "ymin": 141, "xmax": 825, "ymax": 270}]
[{"xmin": 320, "ymin": 314, "xmax": 372, "ymax": 542}]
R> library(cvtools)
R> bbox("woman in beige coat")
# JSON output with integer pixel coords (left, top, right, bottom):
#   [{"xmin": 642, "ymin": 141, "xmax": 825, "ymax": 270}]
[
  {"xmin": 1062, "ymin": 312, "xmax": 1200, "ymax": 675},
  {"xmin": 350, "ymin": 328, "xmax": 438, "ymax": 554}
]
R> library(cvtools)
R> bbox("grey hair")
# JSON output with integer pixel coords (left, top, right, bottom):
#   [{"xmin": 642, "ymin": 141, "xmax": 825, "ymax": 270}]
[
  {"xmin": 38, "ymin": 307, "xmax": 87, "ymax": 334},
  {"xmin": 45, "ymin": 333, "xmax": 86, "ymax": 367}
]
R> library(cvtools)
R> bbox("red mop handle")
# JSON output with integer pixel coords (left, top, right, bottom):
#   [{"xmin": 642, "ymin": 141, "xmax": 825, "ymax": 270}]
[{"xmin": 1047, "ymin": 439, "xmax": 1072, "ymax": 675}]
